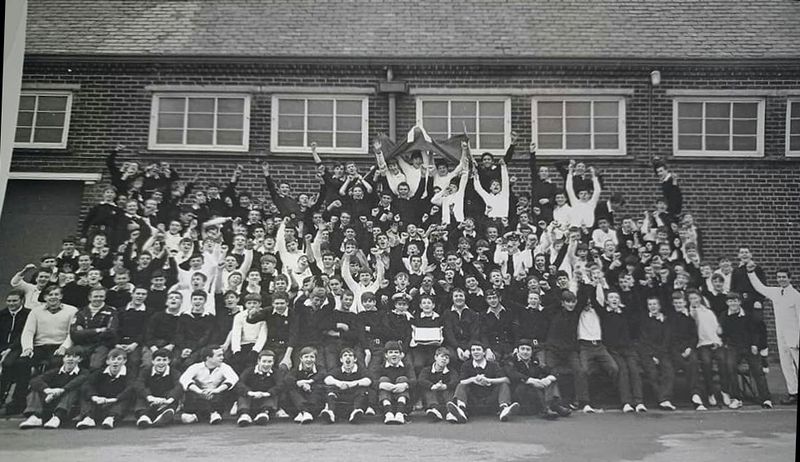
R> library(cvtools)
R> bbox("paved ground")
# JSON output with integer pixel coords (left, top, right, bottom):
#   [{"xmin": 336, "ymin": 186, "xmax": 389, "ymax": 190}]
[{"xmin": 0, "ymin": 406, "xmax": 795, "ymax": 462}]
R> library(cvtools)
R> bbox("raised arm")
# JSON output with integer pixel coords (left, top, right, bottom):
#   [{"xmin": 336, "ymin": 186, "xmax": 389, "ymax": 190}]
[
  {"xmin": 589, "ymin": 167, "xmax": 602, "ymax": 206},
  {"xmin": 565, "ymin": 163, "xmax": 578, "ymax": 205},
  {"xmin": 341, "ymin": 252, "xmax": 358, "ymax": 291}
]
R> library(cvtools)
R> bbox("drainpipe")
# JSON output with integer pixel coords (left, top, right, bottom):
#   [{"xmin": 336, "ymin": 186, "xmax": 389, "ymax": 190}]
[{"xmin": 379, "ymin": 67, "xmax": 407, "ymax": 143}]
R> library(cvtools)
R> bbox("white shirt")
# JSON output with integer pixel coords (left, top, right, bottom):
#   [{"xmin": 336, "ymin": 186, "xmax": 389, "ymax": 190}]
[
  {"xmin": 748, "ymin": 274, "xmax": 800, "ymax": 346},
  {"xmin": 578, "ymin": 307, "xmax": 603, "ymax": 342}
]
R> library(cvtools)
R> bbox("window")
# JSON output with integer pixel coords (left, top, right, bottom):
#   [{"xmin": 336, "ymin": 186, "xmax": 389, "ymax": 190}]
[
  {"xmin": 531, "ymin": 97, "xmax": 626, "ymax": 156},
  {"xmin": 14, "ymin": 91, "xmax": 72, "ymax": 149},
  {"xmin": 673, "ymin": 98, "xmax": 764, "ymax": 157},
  {"xmin": 416, "ymin": 97, "xmax": 511, "ymax": 154},
  {"xmin": 148, "ymin": 94, "xmax": 250, "ymax": 151},
  {"xmin": 271, "ymin": 95, "xmax": 369, "ymax": 154},
  {"xmin": 787, "ymin": 99, "xmax": 800, "ymax": 157}
]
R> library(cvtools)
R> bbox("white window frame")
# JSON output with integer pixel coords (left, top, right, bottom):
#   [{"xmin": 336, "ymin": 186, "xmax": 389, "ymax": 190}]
[
  {"xmin": 415, "ymin": 96, "xmax": 512, "ymax": 156},
  {"xmin": 672, "ymin": 97, "xmax": 765, "ymax": 158},
  {"xmin": 270, "ymin": 94, "xmax": 370, "ymax": 155},
  {"xmin": 787, "ymin": 99, "xmax": 800, "ymax": 157},
  {"xmin": 148, "ymin": 93, "xmax": 251, "ymax": 152},
  {"xmin": 531, "ymin": 96, "xmax": 627, "ymax": 156},
  {"xmin": 13, "ymin": 91, "xmax": 73, "ymax": 149}
]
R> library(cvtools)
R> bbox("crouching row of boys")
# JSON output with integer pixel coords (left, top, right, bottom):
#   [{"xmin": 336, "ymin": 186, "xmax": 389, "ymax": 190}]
[{"xmin": 18, "ymin": 337, "xmax": 570, "ymax": 429}]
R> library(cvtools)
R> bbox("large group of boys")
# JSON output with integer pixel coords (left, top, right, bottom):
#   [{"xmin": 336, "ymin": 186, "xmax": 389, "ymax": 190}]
[{"xmin": 1, "ymin": 128, "xmax": 798, "ymax": 431}]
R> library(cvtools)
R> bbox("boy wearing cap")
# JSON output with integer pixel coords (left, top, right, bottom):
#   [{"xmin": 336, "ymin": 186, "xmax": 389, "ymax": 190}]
[
  {"xmin": 76, "ymin": 348, "xmax": 135, "ymax": 429},
  {"xmin": 235, "ymin": 350, "xmax": 284, "ymax": 426},
  {"xmin": 19, "ymin": 347, "xmax": 88, "ymax": 429},
  {"xmin": 133, "ymin": 348, "xmax": 182, "ymax": 428},
  {"xmin": 286, "ymin": 346, "xmax": 326, "ymax": 424},
  {"xmin": 383, "ymin": 293, "xmax": 413, "ymax": 350},
  {"xmin": 322, "ymin": 347, "xmax": 372, "ymax": 424},
  {"xmin": 371, "ymin": 340, "xmax": 416, "ymax": 424},
  {"xmin": 446, "ymin": 342, "xmax": 517, "ymax": 423},
  {"xmin": 417, "ymin": 347, "xmax": 459, "ymax": 421},
  {"xmin": 504, "ymin": 339, "xmax": 571, "ymax": 419}
]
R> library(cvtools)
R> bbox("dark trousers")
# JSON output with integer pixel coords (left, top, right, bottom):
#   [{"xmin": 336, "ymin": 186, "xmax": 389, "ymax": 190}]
[
  {"xmin": 183, "ymin": 390, "xmax": 236, "ymax": 417},
  {"xmin": 639, "ymin": 350, "xmax": 674, "ymax": 403},
  {"xmin": 608, "ymin": 346, "xmax": 643, "ymax": 405},
  {"xmin": 76, "ymin": 344, "xmax": 111, "ymax": 370},
  {"xmin": 1, "ymin": 349, "xmax": 29, "ymax": 409},
  {"xmin": 134, "ymin": 396, "xmax": 178, "ymax": 418},
  {"xmin": 669, "ymin": 348, "xmax": 701, "ymax": 399},
  {"xmin": 423, "ymin": 388, "xmax": 454, "ymax": 414},
  {"xmin": 377, "ymin": 376, "xmax": 410, "ymax": 413},
  {"xmin": 229, "ymin": 348, "xmax": 258, "ymax": 374},
  {"xmin": 512, "ymin": 382, "xmax": 561, "ymax": 415},
  {"xmin": 545, "ymin": 348, "xmax": 585, "ymax": 404},
  {"xmin": 579, "ymin": 342, "xmax": 619, "ymax": 404},
  {"xmin": 79, "ymin": 392, "xmax": 131, "ymax": 420},
  {"xmin": 24, "ymin": 388, "xmax": 80, "ymax": 419},
  {"xmin": 287, "ymin": 386, "xmax": 324, "ymax": 414},
  {"xmin": 697, "ymin": 345, "xmax": 725, "ymax": 397},
  {"xmin": 325, "ymin": 386, "xmax": 369, "ymax": 416},
  {"xmin": 722, "ymin": 346, "xmax": 771, "ymax": 402},
  {"xmin": 265, "ymin": 341, "xmax": 289, "ymax": 368},
  {"xmin": 453, "ymin": 382, "xmax": 511, "ymax": 413},
  {"xmin": 237, "ymin": 394, "xmax": 278, "ymax": 416}
]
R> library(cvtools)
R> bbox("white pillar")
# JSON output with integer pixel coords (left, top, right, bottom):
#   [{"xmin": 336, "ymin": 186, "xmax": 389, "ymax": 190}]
[{"xmin": 0, "ymin": 0, "xmax": 28, "ymax": 218}]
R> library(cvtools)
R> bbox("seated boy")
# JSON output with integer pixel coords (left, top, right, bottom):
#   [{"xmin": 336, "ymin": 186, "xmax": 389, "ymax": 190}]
[
  {"xmin": 134, "ymin": 348, "xmax": 182, "ymax": 428},
  {"xmin": 286, "ymin": 346, "xmax": 326, "ymax": 424},
  {"xmin": 76, "ymin": 348, "xmax": 135, "ymax": 429},
  {"xmin": 229, "ymin": 294, "xmax": 268, "ymax": 374},
  {"xmin": 19, "ymin": 347, "xmax": 88, "ymax": 429},
  {"xmin": 446, "ymin": 342, "xmax": 517, "ymax": 423},
  {"xmin": 235, "ymin": 350, "xmax": 284, "ymax": 426},
  {"xmin": 179, "ymin": 344, "xmax": 239, "ymax": 425},
  {"xmin": 417, "ymin": 347, "xmax": 459, "ymax": 422},
  {"xmin": 504, "ymin": 339, "xmax": 570, "ymax": 419},
  {"xmin": 322, "ymin": 347, "xmax": 372, "ymax": 424},
  {"xmin": 371, "ymin": 341, "xmax": 416, "ymax": 425}
]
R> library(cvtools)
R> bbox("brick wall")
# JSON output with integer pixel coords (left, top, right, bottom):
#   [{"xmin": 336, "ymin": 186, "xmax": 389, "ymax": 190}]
[{"xmin": 10, "ymin": 60, "xmax": 800, "ymax": 350}]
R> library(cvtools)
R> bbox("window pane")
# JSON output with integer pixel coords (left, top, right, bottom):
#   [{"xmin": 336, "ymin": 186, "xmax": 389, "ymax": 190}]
[
  {"xmin": 537, "ymin": 102, "xmax": 562, "ymax": 117},
  {"xmin": 790, "ymin": 135, "xmax": 800, "ymax": 151},
  {"xmin": 33, "ymin": 127, "xmax": 64, "ymax": 143},
  {"xmin": 37, "ymin": 96, "xmax": 68, "ymax": 111},
  {"xmin": 479, "ymin": 101, "xmax": 505, "ymax": 117},
  {"xmin": 186, "ymin": 130, "xmax": 213, "ymax": 145},
  {"xmin": 479, "ymin": 134, "xmax": 504, "ymax": 150},
  {"xmin": 18, "ymin": 95, "xmax": 35, "ymax": 111},
  {"xmin": 732, "ymin": 136, "xmax": 756, "ymax": 151},
  {"xmin": 705, "ymin": 103, "xmax": 730, "ymax": 118},
  {"xmin": 15, "ymin": 127, "xmax": 32, "ymax": 143},
  {"xmin": 187, "ymin": 114, "xmax": 214, "ymax": 130},
  {"xmin": 594, "ymin": 102, "xmax": 618, "ymax": 117},
  {"xmin": 218, "ymin": 98, "xmax": 244, "ymax": 114},
  {"xmin": 158, "ymin": 113, "xmax": 184, "ymax": 129},
  {"xmin": 217, "ymin": 130, "xmax": 243, "ymax": 146},
  {"xmin": 16, "ymin": 111, "xmax": 34, "ymax": 127},
  {"xmin": 732, "ymin": 119, "xmax": 757, "ymax": 135},
  {"xmin": 278, "ymin": 115, "xmax": 304, "ymax": 131},
  {"xmin": 336, "ymin": 100, "xmax": 362, "ymax": 116},
  {"xmin": 308, "ymin": 100, "xmax": 333, "ymax": 115},
  {"xmin": 792, "ymin": 103, "xmax": 800, "ymax": 118},
  {"xmin": 566, "ymin": 134, "xmax": 591, "ymax": 149},
  {"xmin": 336, "ymin": 115, "xmax": 362, "ymax": 132},
  {"xmin": 732, "ymin": 103, "xmax": 757, "ymax": 119},
  {"xmin": 479, "ymin": 117, "xmax": 504, "ymax": 134},
  {"xmin": 678, "ymin": 118, "xmax": 702, "ymax": 134},
  {"xmin": 156, "ymin": 129, "xmax": 183, "ymax": 144},
  {"xmin": 451, "ymin": 101, "xmax": 476, "ymax": 117},
  {"xmin": 308, "ymin": 115, "xmax": 333, "ymax": 131},
  {"xmin": 159, "ymin": 98, "xmax": 185, "ymax": 113},
  {"xmin": 594, "ymin": 118, "xmax": 618, "ymax": 133},
  {"xmin": 705, "ymin": 119, "xmax": 729, "ymax": 135},
  {"xmin": 308, "ymin": 132, "xmax": 333, "ymax": 146},
  {"xmin": 705, "ymin": 135, "xmax": 729, "ymax": 151},
  {"xmin": 678, "ymin": 135, "xmax": 702, "ymax": 150},
  {"xmin": 188, "ymin": 98, "xmax": 214, "ymax": 113},
  {"xmin": 35, "ymin": 112, "xmax": 66, "ymax": 128},
  {"xmin": 278, "ymin": 131, "xmax": 304, "ymax": 146},
  {"xmin": 565, "ymin": 118, "xmax": 590, "ymax": 133},
  {"xmin": 337, "ymin": 133, "xmax": 362, "ymax": 148},
  {"xmin": 791, "ymin": 119, "xmax": 800, "ymax": 134},
  {"xmin": 594, "ymin": 134, "xmax": 618, "ymax": 149},
  {"xmin": 422, "ymin": 117, "xmax": 447, "ymax": 135},
  {"xmin": 538, "ymin": 134, "xmax": 562, "ymax": 149},
  {"xmin": 422, "ymin": 101, "xmax": 448, "ymax": 117},
  {"xmin": 538, "ymin": 118, "xmax": 562, "ymax": 133},
  {"xmin": 565, "ymin": 102, "xmax": 590, "ymax": 117},
  {"xmin": 451, "ymin": 117, "xmax": 475, "ymax": 134},
  {"xmin": 279, "ymin": 99, "xmax": 304, "ymax": 115},
  {"xmin": 217, "ymin": 114, "xmax": 243, "ymax": 130},
  {"xmin": 678, "ymin": 102, "xmax": 702, "ymax": 118}
]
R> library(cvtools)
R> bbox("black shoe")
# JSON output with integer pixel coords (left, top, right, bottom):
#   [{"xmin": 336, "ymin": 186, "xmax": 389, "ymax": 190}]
[
  {"xmin": 551, "ymin": 403, "xmax": 572, "ymax": 417},
  {"xmin": 542, "ymin": 408, "xmax": 559, "ymax": 420},
  {"xmin": 779, "ymin": 394, "xmax": 797, "ymax": 405}
]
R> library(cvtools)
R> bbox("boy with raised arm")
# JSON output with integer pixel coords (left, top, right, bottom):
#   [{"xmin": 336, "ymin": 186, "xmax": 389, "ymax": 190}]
[{"xmin": 565, "ymin": 160, "xmax": 602, "ymax": 229}]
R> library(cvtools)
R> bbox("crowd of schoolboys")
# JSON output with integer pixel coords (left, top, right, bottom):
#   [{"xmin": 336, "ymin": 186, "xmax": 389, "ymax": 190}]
[{"xmin": 1, "ymin": 130, "xmax": 798, "ymax": 430}]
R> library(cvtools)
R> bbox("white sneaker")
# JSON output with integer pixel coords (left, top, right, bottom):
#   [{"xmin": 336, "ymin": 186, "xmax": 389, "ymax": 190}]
[
  {"xmin": 426, "ymin": 408, "xmax": 443, "ymax": 421},
  {"xmin": 320, "ymin": 407, "xmax": 335, "ymax": 423},
  {"xmin": 181, "ymin": 413, "xmax": 199, "ymax": 424},
  {"xmin": 762, "ymin": 400, "xmax": 773, "ymax": 409},
  {"xmin": 153, "ymin": 408, "xmax": 175, "ymax": 427},
  {"xmin": 136, "ymin": 415, "xmax": 152, "ymax": 428},
  {"xmin": 19, "ymin": 415, "xmax": 43, "ymax": 429},
  {"xmin": 254, "ymin": 412, "xmax": 269, "ymax": 425},
  {"xmin": 583, "ymin": 404, "xmax": 601, "ymax": 414},
  {"xmin": 209, "ymin": 411, "xmax": 223, "ymax": 425},
  {"xmin": 294, "ymin": 412, "xmax": 305, "ymax": 423},
  {"xmin": 695, "ymin": 404, "xmax": 708, "ymax": 411},
  {"xmin": 635, "ymin": 404, "xmax": 648, "ymax": 413},
  {"xmin": 43, "ymin": 415, "xmax": 61, "ymax": 429},
  {"xmin": 365, "ymin": 406, "xmax": 376, "ymax": 416},
  {"xmin": 275, "ymin": 409, "xmax": 290, "ymax": 419},
  {"xmin": 229, "ymin": 402, "xmax": 238, "ymax": 416},
  {"xmin": 659, "ymin": 401, "xmax": 676, "ymax": 411},
  {"xmin": 101, "ymin": 416, "xmax": 115, "ymax": 429},
  {"xmin": 622, "ymin": 403, "xmax": 634, "ymax": 413},
  {"xmin": 708, "ymin": 395, "xmax": 718, "ymax": 407},
  {"xmin": 237, "ymin": 414, "xmax": 253, "ymax": 427},
  {"xmin": 384, "ymin": 411, "xmax": 396, "ymax": 424},
  {"xmin": 395, "ymin": 412, "xmax": 406, "ymax": 424},
  {"xmin": 302, "ymin": 411, "xmax": 313, "ymax": 423},
  {"xmin": 445, "ymin": 412, "xmax": 458, "ymax": 423},
  {"xmin": 348, "ymin": 408, "xmax": 364, "ymax": 423},
  {"xmin": 721, "ymin": 392, "xmax": 731, "ymax": 407},
  {"xmin": 499, "ymin": 402, "xmax": 519, "ymax": 422},
  {"xmin": 728, "ymin": 399, "xmax": 742, "ymax": 409},
  {"xmin": 76, "ymin": 416, "xmax": 96, "ymax": 429}
]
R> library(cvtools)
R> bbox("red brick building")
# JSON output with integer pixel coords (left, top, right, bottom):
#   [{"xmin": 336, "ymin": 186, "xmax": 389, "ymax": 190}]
[{"xmin": 3, "ymin": 0, "xmax": 799, "ymax": 346}]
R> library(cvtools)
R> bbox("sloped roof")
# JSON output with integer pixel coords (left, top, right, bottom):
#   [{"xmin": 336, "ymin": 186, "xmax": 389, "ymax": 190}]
[{"xmin": 24, "ymin": 0, "xmax": 800, "ymax": 60}]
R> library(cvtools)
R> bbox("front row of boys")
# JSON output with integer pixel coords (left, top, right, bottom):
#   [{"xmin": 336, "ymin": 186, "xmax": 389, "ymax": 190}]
[{"xmin": 18, "ymin": 336, "xmax": 570, "ymax": 428}]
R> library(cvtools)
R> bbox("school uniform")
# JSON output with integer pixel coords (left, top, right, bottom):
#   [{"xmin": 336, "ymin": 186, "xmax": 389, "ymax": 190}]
[
  {"xmin": 23, "ymin": 365, "xmax": 89, "ymax": 420},
  {"xmin": 285, "ymin": 363, "xmax": 326, "ymax": 416},
  {"xmin": 453, "ymin": 358, "xmax": 511, "ymax": 413},
  {"xmin": 512, "ymin": 304, "xmax": 553, "ymax": 353},
  {"xmin": 179, "ymin": 361, "xmax": 239, "ymax": 417},
  {"xmin": 442, "ymin": 306, "xmax": 480, "ymax": 361},
  {"xmin": 417, "ymin": 363, "xmax": 459, "ymax": 415},
  {"xmin": 371, "ymin": 359, "xmax": 416, "ymax": 415},
  {"xmin": 504, "ymin": 352, "xmax": 560, "ymax": 414},
  {"xmin": 600, "ymin": 306, "xmax": 643, "ymax": 407},
  {"xmin": 117, "ymin": 303, "xmax": 150, "ymax": 370},
  {"xmin": 0, "ymin": 306, "xmax": 31, "ymax": 412},
  {"xmin": 409, "ymin": 311, "xmax": 444, "ymax": 372},
  {"xmin": 544, "ymin": 308, "xmax": 585, "ymax": 405},
  {"xmin": 174, "ymin": 312, "xmax": 216, "ymax": 369},
  {"xmin": 479, "ymin": 306, "xmax": 514, "ymax": 361},
  {"xmin": 719, "ymin": 310, "xmax": 771, "ymax": 402},
  {"xmin": 292, "ymin": 300, "xmax": 334, "ymax": 364},
  {"xmin": 667, "ymin": 308, "xmax": 702, "ymax": 400},
  {"xmin": 235, "ymin": 366, "xmax": 285, "ymax": 417},
  {"xmin": 637, "ymin": 312, "xmax": 673, "ymax": 403},
  {"xmin": 358, "ymin": 308, "xmax": 387, "ymax": 367},
  {"xmin": 79, "ymin": 365, "xmax": 136, "ymax": 421},
  {"xmin": 323, "ymin": 309, "xmax": 366, "ymax": 371},
  {"xmin": 133, "ymin": 365, "xmax": 182, "ymax": 419},
  {"xmin": 324, "ymin": 365, "xmax": 370, "ymax": 416}
]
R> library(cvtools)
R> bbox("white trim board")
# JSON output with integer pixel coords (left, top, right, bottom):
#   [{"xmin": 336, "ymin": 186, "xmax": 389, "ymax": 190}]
[{"xmin": 8, "ymin": 172, "xmax": 102, "ymax": 184}]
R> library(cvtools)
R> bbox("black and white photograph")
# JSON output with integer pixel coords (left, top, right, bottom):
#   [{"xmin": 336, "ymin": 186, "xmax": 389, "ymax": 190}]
[{"xmin": 0, "ymin": 1, "xmax": 798, "ymax": 461}]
